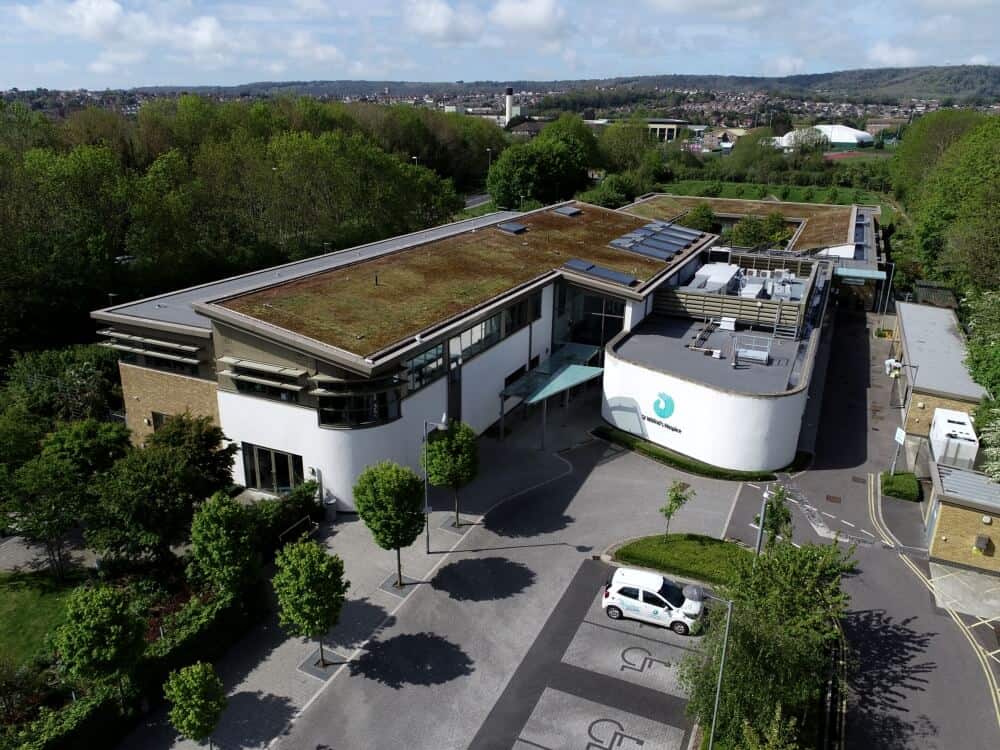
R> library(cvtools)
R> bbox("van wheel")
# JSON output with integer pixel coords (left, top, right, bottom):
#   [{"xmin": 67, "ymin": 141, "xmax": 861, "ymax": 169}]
[
  {"xmin": 670, "ymin": 621, "xmax": 689, "ymax": 636},
  {"xmin": 606, "ymin": 606, "xmax": 623, "ymax": 620}
]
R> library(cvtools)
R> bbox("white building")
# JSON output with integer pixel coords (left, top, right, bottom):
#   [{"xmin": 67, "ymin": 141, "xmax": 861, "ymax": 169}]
[
  {"xmin": 93, "ymin": 198, "xmax": 839, "ymax": 508},
  {"xmin": 774, "ymin": 124, "xmax": 875, "ymax": 151}
]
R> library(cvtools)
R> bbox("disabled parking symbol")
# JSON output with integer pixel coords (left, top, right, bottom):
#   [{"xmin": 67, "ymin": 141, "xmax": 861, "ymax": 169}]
[
  {"xmin": 619, "ymin": 646, "xmax": 670, "ymax": 674},
  {"xmin": 586, "ymin": 718, "xmax": 645, "ymax": 749}
]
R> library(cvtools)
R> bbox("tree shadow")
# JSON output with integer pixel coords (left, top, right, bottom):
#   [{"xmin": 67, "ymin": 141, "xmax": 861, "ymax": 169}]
[
  {"xmin": 430, "ymin": 557, "xmax": 536, "ymax": 601},
  {"xmin": 843, "ymin": 608, "xmax": 938, "ymax": 749},
  {"xmin": 348, "ymin": 632, "xmax": 474, "ymax": 689},
  {"xmin": 213, "ymin": 690, "xmax": 296, "ymax": 750},
  {"xmin": 323, "ymin": 597, "xmax": 395, "ymax": 653},
  {"xmin": 482, "ymin": 492, "xmax": 574, "ymax": 539}
]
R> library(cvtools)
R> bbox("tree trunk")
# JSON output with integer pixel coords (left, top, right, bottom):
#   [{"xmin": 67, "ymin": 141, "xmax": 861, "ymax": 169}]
[
  {"xmin": 318, "ymin": 638, "xmax": 327, "ymax": 667},
  {"xmin": 454, "ymin": 488, "xmax": 461, "ymax": 528},
  {"xmin": 664, "ymin": 516, "xmax": 671, "ymax": 540},
  {"xmin": 395, "ymin": 547, "xmax": 403, "ymax": 588}
]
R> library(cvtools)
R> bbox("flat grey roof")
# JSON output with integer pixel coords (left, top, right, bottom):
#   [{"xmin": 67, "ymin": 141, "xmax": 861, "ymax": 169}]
[
  {"xmin": 614, "ymin": 316, "xmax": 802, "ymax": 395},
  {"xmin": 937, "ymin": 464, "xmax": 1000, "ymax": 513},
  {"xmin": 896, "ymin": 302, "xmax": 986, "ymax": 401},
  {"xmin": 92, "ymin": 211, "xmax": 522, "ymax": 333}
]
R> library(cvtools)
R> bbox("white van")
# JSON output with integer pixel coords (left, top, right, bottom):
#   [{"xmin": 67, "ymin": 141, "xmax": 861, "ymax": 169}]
[{"xmin": 602, "ymin": 567, "xmax": 704, "ymax": 635}]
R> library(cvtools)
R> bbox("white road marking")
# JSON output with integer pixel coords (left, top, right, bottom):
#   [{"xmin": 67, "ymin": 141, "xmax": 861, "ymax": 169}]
[
  {"xmin": 822, "ymin": 511, "xmax": 836, "ymax": 519},
  {"xmin": 860, "ymin": 529, "xmax": 875, "ymax": 537},
  {"xmin": 747, "ymin": 483, "xmax": 761, "ymax": 489},
  {"xmin": 840, "ymin": 519, "xmax": 856, "ymax": 528}
]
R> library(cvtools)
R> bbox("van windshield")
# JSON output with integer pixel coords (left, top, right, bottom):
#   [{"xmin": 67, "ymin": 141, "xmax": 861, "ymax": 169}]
[{"xmin": 658, "ymin": 581, "xmax": 685, "ymax": 608}]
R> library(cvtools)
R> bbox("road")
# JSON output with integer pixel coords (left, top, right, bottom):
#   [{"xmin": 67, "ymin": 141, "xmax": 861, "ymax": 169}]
[
  {"xmin": 726, "ymin": 310, "xmax": 1000, "ymax": 749},
  {"xmin": 464, "ymin": 193, "xmax": 491, "ymax": 209}
]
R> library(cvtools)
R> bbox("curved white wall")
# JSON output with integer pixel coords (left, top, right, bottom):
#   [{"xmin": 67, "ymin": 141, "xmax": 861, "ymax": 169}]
[
  {"xmin": 601, "ymin": 350, "xmax": 807, "ymax": 472},
  {"xmin": 219, "ymin": 379, "xmax": 447, "ymax": 510}
]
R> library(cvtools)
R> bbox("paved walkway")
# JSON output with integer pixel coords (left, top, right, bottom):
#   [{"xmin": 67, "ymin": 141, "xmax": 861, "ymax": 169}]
[{"xmin": 119, "ymin": 386, "xmax": 738, "ymax": 749}]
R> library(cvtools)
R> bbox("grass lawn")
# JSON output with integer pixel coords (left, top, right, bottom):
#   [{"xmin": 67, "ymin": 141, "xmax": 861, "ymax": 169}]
[
  {"xmin": 0, "ymin": 572, "xmax": 77, "ymax": 665},
  {"xmin": 614, "ymin": 533, "xmax": 750, "ymax": 586},
  {"xmin": 881, "ymin": 471, "xmax": 921, "ymax": 502}
]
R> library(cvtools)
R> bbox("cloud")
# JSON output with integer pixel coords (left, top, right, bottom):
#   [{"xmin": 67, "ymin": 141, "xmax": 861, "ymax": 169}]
[
  {"xmin": 488, "ymin": 0, "xmax": 566, "ymax": 33},
  {"xmin": 405, "ymin": 0, "xmax": 482, "ymax": 42},
  {"xmin": 867, "ymin": 40, "xmax": 918, "ymax": 67},
  {"xmin": 89, "ymin": 47, "xmax": 144, "ymax": 74},
  {"xmin": 643, "ymin": 0, "xmax": 774, "ymax": 20},
  {"xmin": 765, "ymin": 55, "xmax": 805, "ymax": 76},
  {"xmin": 287, "ymin": 31, "xmax": 343, "ymax": 63},
  {"xmin": 968, "ymin": 53, "xmax": 990, "ymax": 64}
]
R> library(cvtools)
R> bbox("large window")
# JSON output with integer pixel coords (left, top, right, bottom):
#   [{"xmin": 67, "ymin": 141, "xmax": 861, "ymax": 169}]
[
  {"xmin": 503, "ymin": 292, "xmax": 542, "ymax": 336},
  {"xmin": 232, "ymin": 366, "xmax": 300, "ymax": 403},
  {"xmin": 404, "ymin": 344, "xmax": 446, "ymax": 392},
  {"xmin": 234, "ymin": 378, "xmax": 299, "ymax": 403},
  {"xmin": 460, "ymin": 313, "xmax": 502, "ymax": 360},
  {"xmin": 242, "ymin": 443, "xmax": 304, "ymax": 495},
  {"xmin": 317, "ymin": 380, "xmax": 402, "ymax": 428}
]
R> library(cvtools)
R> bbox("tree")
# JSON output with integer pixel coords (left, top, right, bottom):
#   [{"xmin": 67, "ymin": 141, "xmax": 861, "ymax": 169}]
[
  {"xmin": 756, "ymin": 485, "xmax": 793, "ymax": 547},
  {"xmin": 980, "ymin": 405, "xmax": 1000, "ymax": 483},
  {"xmin": 423, "ymin": 421, "xmax": 479, "ymax": 528},
  {"xmin": 7, "ymin": 456, "xmax": 81, "ymax": 576},
  {"xmin": 741, "ymin": 705, "xmax": 800, "ymax": 750},
  {"xmin": 272, "ymin": 540, "xmax": 349, "ymax": 666},
  {"xmin": 599, "ymin": 117, "xmax": 655, "ymax": 172},
  {"xmin": 487, "ymin": 138, "xmax": 588, "ymax": 208},
  {"xmin": 163, "ymin": 661, "xmax": 227, "ymax": 749},
  {"xmin": 677, "ymin": 203, "xmax": 714, "ymax": 233},
  {"xmin": 147, "ymin": 413, "xmax": 237, "ymax": 499},
  {"xmin": 53, "ymin": 585, "xmax": 145, "ymax": 705},
  {"xmin": 680, "ymin": 542, "xmax": 853, "ymax": 747},
  {"xmin": 40, "ymin": 418, "xmax": 130, "ymax": 479},
  {"xmin": 88, "ymin": 446, "xmax": 197, "ymax": 564},
  {"xmin": 660, "ymin": 481, "xmax": 694, "ymax": 538},
  {"xmin": 353, "ymin": 461, "xmax": 425, "ymax": 587},
  {"xmin": 0, "ymin": 405, "xmax": 50, "ymax": 473},
  {"xmin": 1, "ymin": 345, "xmax": 120, "ymax": 420},
  {"xmin": 0, "ymin": 657, "xmax": 45, "ymax": 726},
  {"xmin": 537, "ymin": 113, "xmax": 601, "ymax": 167},
  {"xmin": 890, "ymin": 110, "xmax": 984, "ymax": 204},
  {"xmin": 188, "ymin": 492, "xmax": 259, "ymax": 594}
]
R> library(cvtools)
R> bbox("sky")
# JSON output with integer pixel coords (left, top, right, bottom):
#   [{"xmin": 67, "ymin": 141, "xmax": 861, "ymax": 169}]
[{"xmin": 2, "ymin": 0, "xmax": 998, "ymax": 90}]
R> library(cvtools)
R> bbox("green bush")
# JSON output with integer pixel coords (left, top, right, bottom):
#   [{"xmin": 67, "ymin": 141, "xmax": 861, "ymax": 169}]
[
  {"xmin": 593, "ymin": 424, "xmax": 780, "ymax": 481},
  {"xmin": 1, "ymin": 685, "xmax": 128, "ymax": 750},
  {"xmin": 247, "ymin": 480, "xmax": 323, "ymax": 555},
  {"xmin": 614, "ymin": 534, "xmax": 750, "ymax": 586},
  {"xmin": 881, "ymin": 472, "xmax": 921, "ymax": 502}
]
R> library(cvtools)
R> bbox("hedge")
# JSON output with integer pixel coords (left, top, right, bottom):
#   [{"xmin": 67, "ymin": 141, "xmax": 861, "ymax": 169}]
[
  {"xmin": 592, "ymin": 424, "xmax": 809, "ymax": 481},
  {"xmin": 881, "ymin": 471, "xmax": 921, "ymax": 502},
  {"xmin": 614, "ymin": 534, "xmax": 750, "ymax": 586}
]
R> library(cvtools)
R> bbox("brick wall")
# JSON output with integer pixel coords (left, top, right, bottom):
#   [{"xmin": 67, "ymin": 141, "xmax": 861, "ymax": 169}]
[
  {"xmin": 930, "ymin": 501, "xmax": 999, "ymax": 575},
  {"xmin": 119, "ymin": 362, "xmax": 220, "ymax": 444}
]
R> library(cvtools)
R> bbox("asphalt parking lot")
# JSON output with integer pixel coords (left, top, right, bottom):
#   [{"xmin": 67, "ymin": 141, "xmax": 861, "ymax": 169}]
[{"xmin": 471, "ymin": 559, "xmax": 695, "ymax": 750}]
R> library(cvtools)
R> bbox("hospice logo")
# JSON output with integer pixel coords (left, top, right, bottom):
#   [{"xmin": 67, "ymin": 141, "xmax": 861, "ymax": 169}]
[
  {"xmin": 642, "ymin": 392, "xmax": 681, "ymax": 433},
  {"xmin": 653, "ymin": 393, "xmax": 674, "ymax": 419}
]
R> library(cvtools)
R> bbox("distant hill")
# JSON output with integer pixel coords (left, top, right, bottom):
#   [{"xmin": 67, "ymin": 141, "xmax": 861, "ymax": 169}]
[{"xmin": 132, "ymin": 66, "xmax": 1000, "ymax": 102}]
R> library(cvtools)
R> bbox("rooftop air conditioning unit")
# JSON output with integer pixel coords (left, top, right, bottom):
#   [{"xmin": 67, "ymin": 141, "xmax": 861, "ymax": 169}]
[{"xmin": 930, "ymin": 408, "xmax": 979, "ymax": 469}]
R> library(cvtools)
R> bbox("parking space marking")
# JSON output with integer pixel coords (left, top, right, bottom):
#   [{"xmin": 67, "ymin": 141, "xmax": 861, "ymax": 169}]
[
  {"xmin": 822, "ymin": 511, "xmax": 836, "ymax": 519},
  {"xmin": 516, "ymin": 688, "xmax": 686, "ymax": 750},
  {"xmin": 840, "ymin": 519, "xmax": 856, "ymax": 528}
]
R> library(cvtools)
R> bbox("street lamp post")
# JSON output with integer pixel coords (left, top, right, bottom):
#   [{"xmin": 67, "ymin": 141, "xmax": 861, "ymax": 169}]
[
  {"xmin": 685, "ymin": 585, "xmax": 734, "ymax": 750},
  {"xmin": 707, "ymin": 596, "xmax": 735, "ymax": 750},
  {"xmin": 487, "ymin": 147, "xmax": 492, "ymax": 171},
  {"xmin": 423, "ymin": 419, "xmax": 447, "ymax": 553},
  {"xmin": 412, "ymin": 155, "xmax": 418, "ymax": 167}
]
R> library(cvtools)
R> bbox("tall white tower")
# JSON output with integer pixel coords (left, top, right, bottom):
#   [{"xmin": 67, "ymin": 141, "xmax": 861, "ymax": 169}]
[{"xmin": 504, "ymin": 87, "xmax": 514, "ymax": 125}]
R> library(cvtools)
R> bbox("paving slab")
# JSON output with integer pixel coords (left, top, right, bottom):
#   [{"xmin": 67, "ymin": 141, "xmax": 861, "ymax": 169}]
[{"xmin": 514, "ymin": 687, "xmax": 685, "ymax": 750}]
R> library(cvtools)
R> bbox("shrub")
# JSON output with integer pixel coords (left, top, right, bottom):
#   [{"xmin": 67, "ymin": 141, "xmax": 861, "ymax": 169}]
[
  {"xmin": 881, "ymin": 472, "xmax": 921, "ymax": 502},
  {"xmin": 615, "ymin": 534, "xmax": 750, "ymax": 586},
  {"xmin": 246, "ymin": 480, "xmax": 322, "ymax": 555}
]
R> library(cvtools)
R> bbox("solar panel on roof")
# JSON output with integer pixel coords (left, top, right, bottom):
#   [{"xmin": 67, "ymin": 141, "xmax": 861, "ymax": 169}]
[
  {"xmin": 626, "ymin": 244, "xmax": 671, "ymax": 261},
  {"xmin": 640, "ymin": 237, "xmax": 686, "ymax": 252},
  {"xmin": 562, "ymin": 259, "xmax": 638, "ymax": 287},
  {"xmin": 610, "ymin": 238, "xmax": 636, "ymax": 250},
  {"xmin": 658, "ymin": 223, "xmax": 700, "ymax": 238},
  {"xmin": 552, "ymin": 205, "xmax": 582, "ymax": 217},
  {"xmin": 498, "ymin": 221, "xmax": 528, "ymax": 235}
]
